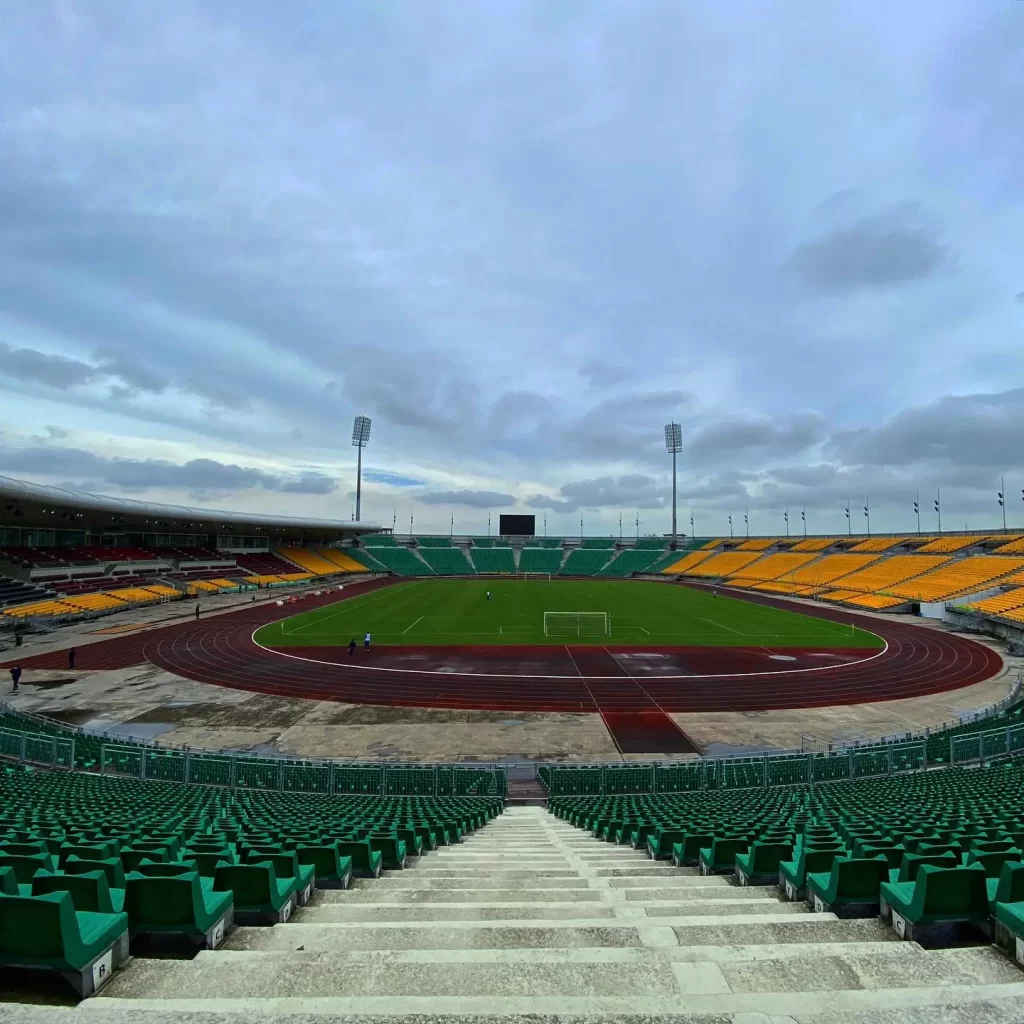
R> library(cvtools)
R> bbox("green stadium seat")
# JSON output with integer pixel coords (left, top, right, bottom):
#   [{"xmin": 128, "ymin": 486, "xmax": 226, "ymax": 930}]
[
  {"xmin": 890, "ymin": 851, "xmax": 959, "ymax": 884},
  {"xmin": 123, "ymin": 872, "xmax": 233, "ymax": 949},
  {"xmin": 965, "ymin": 848, "xmax": 1023, "ymax": 878},
  {"xmin": 987, "ymin": 860, "xmax": 1024, "ymax": 914},
  {"xmin": 698, "ymin": 837, "xmax": 750, "ymax": 875},
  {"xmin": 779, "ymin": 845, "xmax": 846, "ymax": 901},
  {"xmin": 0, "ymin": 851, "xmax": 55, "ymax": 884},
  {"xmin": 994, "ymin": 900, "xmax": 1024, "ymax": 966},
  {"xmin": 296, "ymin": 843, "xmax": 356, "ymax": 887},
  {"xmin": 31, "ymin": 870, "xmax": 124, "ymax": 914},
  {"xmin": 243, "ymin": 851, "xmax": 315, "ymax": 905},
  {"xmin": 735, "ymin": 841, "xmax": 794, "ymax": 886},
  {"xmin": 0, "ymin": 890, "xmax": 129, "ymax": 997},
  {"xmin": 806, "ymin": 856, "xmax": 890, "ymax": 917},
  {"xmin": 64, "ymin": 856, "xmax": 127, "ymax": 891},
  {"xmin": 213, "ymin": 862, "xmax": 299, "ymax": 924},
  {"xmin": 880, "ymin": 864, "xmax": 991, "ymax": 940}
]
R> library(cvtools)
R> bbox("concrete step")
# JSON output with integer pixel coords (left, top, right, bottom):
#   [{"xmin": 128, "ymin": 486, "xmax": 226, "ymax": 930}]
[
  {"xmin": 89, "ymin": 946, "xmax": 1024, "ymax": 1001},
  {"xmin": 302, "ymin": 890, "xmax": 794, "ymax": 909}
]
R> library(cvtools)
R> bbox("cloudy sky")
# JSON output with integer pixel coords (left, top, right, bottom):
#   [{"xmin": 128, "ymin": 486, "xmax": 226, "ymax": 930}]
[{"xmin": 1, "ymin": 1, "xmax": 1022, "ymax": 538}]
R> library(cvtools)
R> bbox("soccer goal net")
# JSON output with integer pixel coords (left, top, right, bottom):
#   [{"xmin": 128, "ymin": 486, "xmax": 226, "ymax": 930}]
[
  {"xmin": 543, "ymin": 611, "xmax": 611, "ymax": 637},
  {"xmin": 517, "ymin": 572, "xmax": 552, "ymax": 581}
]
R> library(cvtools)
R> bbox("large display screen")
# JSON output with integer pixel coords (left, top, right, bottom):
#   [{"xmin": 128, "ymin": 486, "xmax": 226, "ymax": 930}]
[{"xmin": 499, "ymin": 514, "xmax": 536, "ymax": 537}]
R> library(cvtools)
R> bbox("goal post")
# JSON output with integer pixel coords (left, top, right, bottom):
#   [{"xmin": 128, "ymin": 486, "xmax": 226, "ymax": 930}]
[
  {"xmin": 543, "ymin": 611, "xmax": 611, "ymax": 637},
  {"xmin": 517, "ymin": 572, "xmax": 551, "ymax": 581}
]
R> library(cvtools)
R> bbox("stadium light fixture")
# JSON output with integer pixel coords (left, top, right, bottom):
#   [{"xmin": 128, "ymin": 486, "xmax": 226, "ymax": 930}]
[
  {"xmin": 664, "ymin": 422, "xmax": 682, "ymax": 547},
  {"xmin": 351, "ymin": 415, "xmax": 372, "ymax": 523}
]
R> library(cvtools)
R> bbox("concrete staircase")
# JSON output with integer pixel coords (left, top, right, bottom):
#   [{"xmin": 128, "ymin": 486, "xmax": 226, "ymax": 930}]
[{"xmin": 76, "ymin": 806, "xmax": 1024, "ymax": 1021}]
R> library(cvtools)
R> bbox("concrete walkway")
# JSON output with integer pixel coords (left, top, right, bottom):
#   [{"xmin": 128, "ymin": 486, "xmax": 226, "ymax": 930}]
[{"xmin": 75, "ymin": 806, "xmax": 1024, "ymax": 1022}]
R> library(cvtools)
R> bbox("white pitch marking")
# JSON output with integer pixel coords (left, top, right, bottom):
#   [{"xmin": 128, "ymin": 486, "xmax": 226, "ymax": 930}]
[{"xmin": 402, "ymin": 616, "xmax": 424, "ymax": 635}]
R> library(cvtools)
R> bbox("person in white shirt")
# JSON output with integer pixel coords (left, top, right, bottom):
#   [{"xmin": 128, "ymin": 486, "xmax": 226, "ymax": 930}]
[{"xmin": 364, "ymin": 631, "xmax": 372, "ymax": 651}]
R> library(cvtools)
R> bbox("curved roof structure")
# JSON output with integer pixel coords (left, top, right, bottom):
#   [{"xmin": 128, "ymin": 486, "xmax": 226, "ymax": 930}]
[{"xmin": 0, "ymin": 474, "xmax": 380, "ymax": 538}]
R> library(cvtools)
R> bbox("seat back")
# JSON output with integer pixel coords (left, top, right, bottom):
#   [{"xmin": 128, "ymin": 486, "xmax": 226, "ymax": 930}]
[
  {"xmin": 994, "ymin": 861, "xmax": 1024, "ymax": 904},
  {"xmin": 0, "ymin": 865, "xmax": 19, "ymax": 896},
  {"xmin": 897, "ymin": 852, "xmax": 958, "ymax": 883},
  {"xmin": 0, "ymin": 891, "xmax": 75, "ymax": 959},
  {"xmin": 64, "ymin": 856, "xmax": 126, "ymax": 890},
  {"xmin": 214, "ymin": 863, "xmax": 273, "ymax": 905},
  {"xmin": 966, "ymin": 849, "xmax": 1023, "ymax": 878},
  {"xmin": 32, "ymin": 870, "xmax": 114, "ymax": 913},
  {"xmin": 917, "ymin": 864, "xmax": 989, "ymax": 915},
  {"xmin": 124, "ymin": 873, "xmax": 199, "ymax": 926},
  {"xmin": 835, "ymin": 857, "xmax": 889, "ymax": 898},
  {"xmin": 0, "ymin": 853, "xmax": 49, "ymax": 884},
  {"xmin": 749, "ymin": 842, "xmax": 793, "ymax": 871}
]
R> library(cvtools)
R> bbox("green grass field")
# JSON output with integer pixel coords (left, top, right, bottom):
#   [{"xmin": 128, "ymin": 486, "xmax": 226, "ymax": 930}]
[{"xmin": 254, "ymin": 579, "xmax": 884, "ymax": 648}]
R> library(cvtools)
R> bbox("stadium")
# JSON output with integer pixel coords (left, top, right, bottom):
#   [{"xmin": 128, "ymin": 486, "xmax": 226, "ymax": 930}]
[{"xmin": 4, "ymin": 2, "xmax": 1024, "ymax": 1020}]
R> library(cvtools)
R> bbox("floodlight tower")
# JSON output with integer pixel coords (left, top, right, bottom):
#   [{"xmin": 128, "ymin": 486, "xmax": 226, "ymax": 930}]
[
  {"xmin": 351, "ymin": 415, "xmax": 372, "ymax": 523},
  {"xmin": 664, "ymin": 422, "xmax": 682, "ymax": 547}
]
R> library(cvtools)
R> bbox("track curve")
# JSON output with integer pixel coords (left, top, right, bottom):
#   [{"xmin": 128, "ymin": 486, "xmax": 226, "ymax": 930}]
[{"xmin": 9, "ymin": 577, "xmax": 1003, "ymax": 713}]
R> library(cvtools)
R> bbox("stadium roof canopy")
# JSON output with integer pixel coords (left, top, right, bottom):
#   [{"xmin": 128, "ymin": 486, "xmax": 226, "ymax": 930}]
[{"xmin": 0, "ymin": 474, "xmax": 381, "ymax": 541}]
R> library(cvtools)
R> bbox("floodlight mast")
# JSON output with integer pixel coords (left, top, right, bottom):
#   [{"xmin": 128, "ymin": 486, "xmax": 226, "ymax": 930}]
[
  {"xmin": 664, "ymin": 423, "xmax": 683, "ymax": 548},
  {"xmin": 351, "ymin": 415, "xmax": 372, "ymax": 523}
]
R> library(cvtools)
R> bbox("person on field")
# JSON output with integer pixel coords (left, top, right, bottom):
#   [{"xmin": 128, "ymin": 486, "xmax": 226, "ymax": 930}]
[
  {"xmin": 364, "ymin": 631, "xmax": 371, "ymax": 651},
  {"xmin": 348, "ymin": 637, "xmax": 357, "ymax": 657},
  {"xmin": 195, "ymin": 603, "xmax": 201, "ymax": 620},
  {"xmin": 9, "ymin": 665, "xmax": 22, "ymax": 693},
  {"xmin": 486, "ymin": 591, "xmax": 492, "ymax": 601},
  {"xmin": 68, "ymin": 647, "xmax": 76, "ymax": 669}
]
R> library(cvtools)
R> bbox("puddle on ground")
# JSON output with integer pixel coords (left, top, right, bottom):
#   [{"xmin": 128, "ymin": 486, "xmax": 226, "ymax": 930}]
[
  {"xmin": 20, "ymin": 678, "xmax": 77, "ymax": 689},
  {"xmin": 34, "ymin": 708, "xmax": 103, "ymax": 726},
  {"xmin": 701, "ymin": 741, "xmax": 782, "ymax": 756},
  {"xmin": 499, "ymin": 719, "xmax": 524, "ymax": 727}
]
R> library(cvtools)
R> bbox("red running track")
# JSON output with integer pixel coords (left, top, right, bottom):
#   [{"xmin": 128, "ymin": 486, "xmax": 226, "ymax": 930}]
[{"xmin": 6, "ymin": 577, "xmax": 1003, "ymax": 714}]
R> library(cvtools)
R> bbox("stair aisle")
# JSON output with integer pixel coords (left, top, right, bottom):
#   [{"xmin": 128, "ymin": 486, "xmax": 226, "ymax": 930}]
[{"xmin": 83, "ymin": 806, "xmax": 1024, "ymax": 1022}]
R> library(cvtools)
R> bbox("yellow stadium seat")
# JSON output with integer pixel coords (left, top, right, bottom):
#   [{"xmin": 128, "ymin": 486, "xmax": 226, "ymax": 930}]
[
  {"xmin": 992, "ymin": 536, "xmax": 1024, "ymax": 554},
  {"xmin": 817, "ymin": 590, "xmax": 863, "ymax": 604},
  {"xmin": 886, "ymin": 556, "xmax": 1024, "ymax": 602},
  {"xmin": 279, "ymin": 548, "xmax": 344, "ymax": 575},
  {"xmin": 967, "ymin": 588, "xmax": 1024, "ymax": 616},
  {"xmin": 778, "ymin": 554, "xmax": 880, "ymax": 586},
  {"xmin": 789, "ymin": 538, "xmax": 838, "ymax": 552},
  {"xmin": 847, "ymin": 536, "xmax": 911, "ymax": 553},
  {"xmin": 915, "ymin": 535, "xmax": 987, "ymax": 554},
  {"xmin": 844, "ymin": 594, "xmax": 906, "ymax": 610},
  {"xmin": 729, "ymin": 553, "xmax": 816, "ymax": 581},
  {"xmin": 660, "ymin": 551, "xmax": 713, "ymax": 575},
  {"xmin": 685, "ymin": 551, "xmax": 767, "ymax": 577},
  {"xmin": 318, "ymin": 549, "xmax": 367, "ymax": 572},
  {"xmin": 2, "ymin": 599, "xmax": 80, "ymax": 618},
  {"xmin": 735, "ymin": 538, "xmax": 776, "ymax": 551},
  {"xmin": 823, "ymin": 555, "xmax": 950, "ymax": 594}
]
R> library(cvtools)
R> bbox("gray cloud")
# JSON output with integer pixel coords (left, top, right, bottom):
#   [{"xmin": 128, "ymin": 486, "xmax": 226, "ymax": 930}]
[
  {"xmin": 789, "ymin": 211, "xmax": 946, "ymax": 294},
  {"xmin": 418, "ymin": 489, "xmax": 517, "ymax": 509},
  {"xmin": 686, "ymin": 414, "xmax": 828, "ymax": 467},
  {"xmin": 527, "ymin": 474, "xmax": 668, "ymax": 513},
  {"xmin": 0, "ymin": 446, "xmax": 337, "ymax": 497},
  {"xmin": 0, "ymin": 343, "xmax": 99, "ymax": 389}
]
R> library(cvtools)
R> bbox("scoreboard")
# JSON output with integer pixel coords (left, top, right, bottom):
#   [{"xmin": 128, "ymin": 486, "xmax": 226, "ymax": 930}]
[{"xmin": 499, "ymin": 514, "xmax": 536, "ymax": 537}]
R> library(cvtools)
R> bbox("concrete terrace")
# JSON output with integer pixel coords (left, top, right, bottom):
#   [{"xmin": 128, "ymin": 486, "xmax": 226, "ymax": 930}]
[{"xmin": 33, "ymin": 806, "xmax": 1024, "ymax": 1022}]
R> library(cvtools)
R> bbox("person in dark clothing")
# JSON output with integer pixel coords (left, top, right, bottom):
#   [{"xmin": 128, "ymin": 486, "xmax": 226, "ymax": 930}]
[
  {"xmin": 9, "ymin": 665, "xmax": 22, "ymax": 692},
  {"xmin": 68, "ymin": 647, "xmax": 76, "ymax": 669},
  {"xmin": 195, "ymin": 604, "xmax": 201, "ymax": 621},
  {"xmin": 348, "ymin": 638, "xmax": 357, "ymax": 657}
]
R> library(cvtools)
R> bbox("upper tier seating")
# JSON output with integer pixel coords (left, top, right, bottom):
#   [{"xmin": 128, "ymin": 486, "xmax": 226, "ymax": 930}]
[
  {"xmin": 822, "ymin": 555, "xmax": 950, "ymax": 594},
  {"xmin": 580, "ymin": 538, "xmax": 616, "ymax": 549},
  {"xmin": 992, "ymin": 537, "xmax": 1024, "ymax": 554},
  {"xmin": 967, "ymin": 589, "xmax": 1024, "ymax": 617},
  {"xmin": 0, "ymin": 548, "xmax": 71, "ymax": 569},
  {"xmin": 916, "ymin": 535, "xmax": 987, "ymax": 554},
  {"xmin": 727, "ymin": 553, "xmax": 816, "ymax": 581},
  {"xmin": 0, "ymin": 576, "xmax": 51, "ymax": 609},
  {"xmin": 700, "ymin": 538, "xmax": 722, "ymax": 549},
  {"xmin": 632, "ymin": 537, "xmax": 668, "ymax": 549},
  {"xmin": 660, "ymin": 551, "xmax": 712, "ymax": 575},
  {"xmin": 517, "ymin": 548, "xmax": 563, "ymax": 574},
  {"xmin": 470, "ymin": 548, "xmax": 516, "ymax": 574},
  {"xmin": 234, "ymin": 553, "xmax": 305, "ymax": 577},
  {"xmin": 416, "ymin": 537, "xmax": 453, "ymax": 548},
  {"xmin": 362, "ymin": 535, "xmax": 398, "ymax": 547},
  {"xmin": 886, "ymin": 556, "xmax": 1024, "ymax": 602},
  {"xmin": 848, "ymin": 537, "xmax": 910, "ymax": 553},
  {"xmin": 470, "ymin": 538, "xmax": 494, "ymax": 548},
  {"xmin": 558, "ymin": 549, "xmax": 614, "ymax": 575},
  {"xmin": 789, "ymin": 538, "xmax": 837, "ymax": 552},
  {"xmin": 419, "ymin": 548, "xmax": 475, "ymax": 574},
  {"xmin": 684, "ymin": 551, "xmax": 765, "ymax": 577},
  {"xmin": 537, "ymin": 539, "xmax": 564, "ymax": 548},
  {"xmin": 735, "ymin": 538, "xmax": 775, "ymax": 551},
  {"xmin": 279, "ymin": 548, "xmax": 357, "ymax": 576},
  {"xmin": 778, "ymin": 554, "xmax": 880, "ymax": 586},
  {"xmin": 360, "ymin": 546, "xmax": 434, "ymax": 576},
  {"xmin": 597, "ymin": 549, "xmax": 664, "ymax": 576}
]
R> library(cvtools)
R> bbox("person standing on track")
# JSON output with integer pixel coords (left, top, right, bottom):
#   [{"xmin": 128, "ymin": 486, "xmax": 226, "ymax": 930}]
[
  {"xmin": 364, "ymin": 631, "xmax": 371, "ymax": 652},
  {"xmin": 195, "ymin": 603, "xmax": 201, "ymax": 621},
  {"xmin": 9, "ymin": 665, "xmax": 21, "ymax": 693},
  {"xmin": 68, "ymin": 647, "xmax": 76, "ymax": 669},
  {"xmin": 349, "ymin": 637, "xmax": 357, "ymax": 657}
]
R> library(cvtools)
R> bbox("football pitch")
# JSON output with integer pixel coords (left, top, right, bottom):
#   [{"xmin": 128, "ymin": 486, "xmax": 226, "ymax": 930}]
[{"xmin": 254, "ymin": 579, "xmax": 884, "ymax": 649}]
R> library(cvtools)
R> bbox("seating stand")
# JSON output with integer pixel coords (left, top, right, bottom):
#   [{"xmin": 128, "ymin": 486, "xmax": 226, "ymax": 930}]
[
  {"xmin": 880, "ymin": 894, "xmax": 992, "ymax": 945},
  {"xmin": 62, "ymin": 931, "xmax": 130, "ymax": 998}
]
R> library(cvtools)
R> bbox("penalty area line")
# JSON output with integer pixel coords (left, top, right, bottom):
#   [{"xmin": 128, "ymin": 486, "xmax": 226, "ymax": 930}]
[{"xmin": 402, "ymin": 616, "xmax": 424, "ymax": 635}]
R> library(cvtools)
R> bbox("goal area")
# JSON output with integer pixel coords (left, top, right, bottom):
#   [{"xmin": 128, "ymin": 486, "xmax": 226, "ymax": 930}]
[
  {"xmin": 543, "ymin": 611, "xmax": 611, "ymax": 637},
  {"xmin": 516, "ymin": 572, "xmax": 551, "ymax": 581}
]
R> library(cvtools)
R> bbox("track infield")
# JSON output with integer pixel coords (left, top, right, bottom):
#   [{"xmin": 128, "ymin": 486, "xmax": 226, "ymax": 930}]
[{"xmin": 254, "ymin": 578, "xmax": 884, "ymax": 650}]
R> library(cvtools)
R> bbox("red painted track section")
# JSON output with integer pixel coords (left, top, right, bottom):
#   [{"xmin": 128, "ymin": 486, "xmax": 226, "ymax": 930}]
[{"xmin": 8, "ymin": 577, "xmax": 1003, "ymax": 713}]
